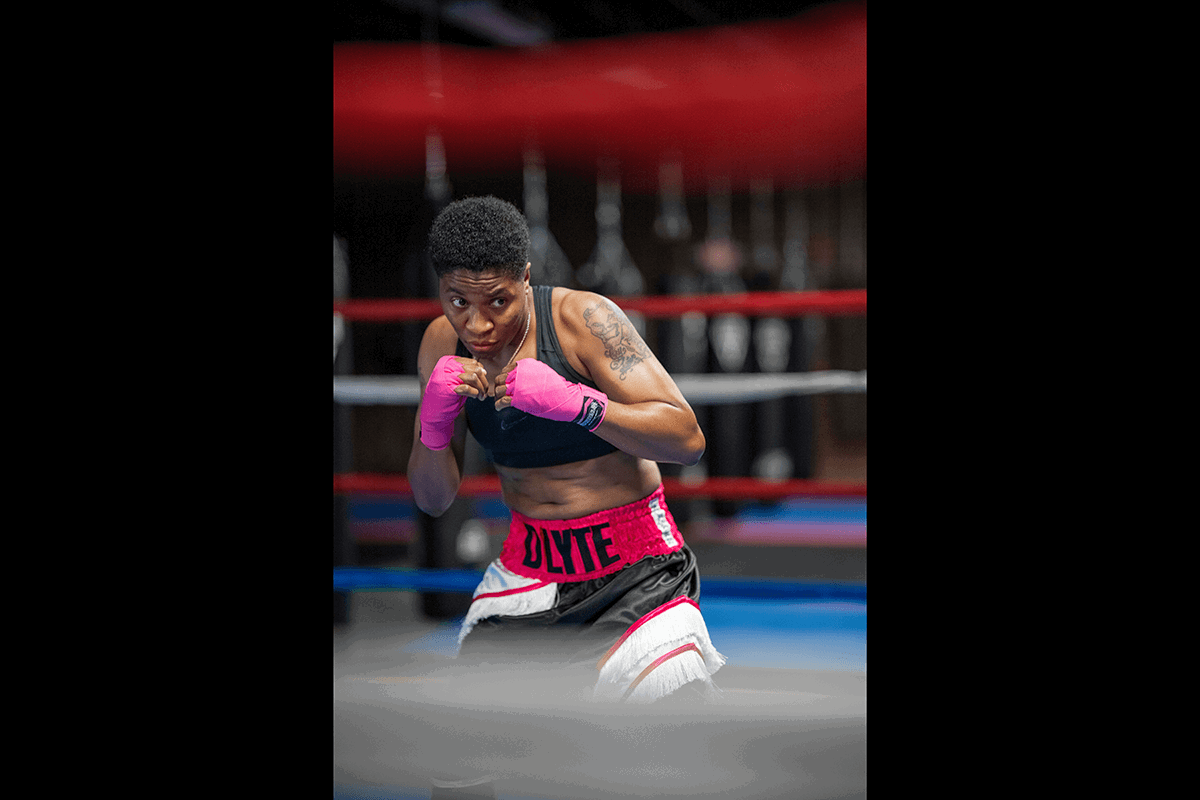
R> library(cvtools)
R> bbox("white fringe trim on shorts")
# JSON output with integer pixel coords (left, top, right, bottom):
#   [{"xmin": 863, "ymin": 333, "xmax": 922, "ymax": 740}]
[
  {"xmin": 592, "ymin": 596, "xmax": 726, "ymax": 704},
  {"xmin": 456, "ymin": 559, "xmax": 559, "ymax": 652}
]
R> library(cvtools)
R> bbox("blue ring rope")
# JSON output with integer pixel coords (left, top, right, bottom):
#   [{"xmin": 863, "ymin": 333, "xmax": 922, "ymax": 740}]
[{"xmin": 333, "ymin": 567, "xmax": 865, "ymax": 602}]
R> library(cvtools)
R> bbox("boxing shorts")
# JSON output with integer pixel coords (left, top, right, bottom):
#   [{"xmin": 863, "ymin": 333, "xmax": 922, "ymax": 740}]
[{"xmin": 456, "ymin": 486, "xmax": 725, "ymax": 704}]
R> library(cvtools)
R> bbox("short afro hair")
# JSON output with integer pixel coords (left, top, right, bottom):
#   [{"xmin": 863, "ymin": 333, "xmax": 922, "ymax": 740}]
[{"xmin": 428, "ymin": 196, "xmax": 530, "ymax": 280}]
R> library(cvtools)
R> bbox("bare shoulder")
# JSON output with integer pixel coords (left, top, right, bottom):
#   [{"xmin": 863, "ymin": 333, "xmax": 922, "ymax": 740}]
[
  {"xmin": 553, "ymin": 288, "xmax": 656, "ymax": 382},
  {"xmin": 552, "ymin": 287, "xmax": 615, "ymax": 325}
]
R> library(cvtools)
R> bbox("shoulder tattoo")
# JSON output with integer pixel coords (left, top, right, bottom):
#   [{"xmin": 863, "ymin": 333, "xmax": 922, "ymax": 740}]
[{"xmin": 582, "ymin": 300, "xmax": 651, "ymax": 380}]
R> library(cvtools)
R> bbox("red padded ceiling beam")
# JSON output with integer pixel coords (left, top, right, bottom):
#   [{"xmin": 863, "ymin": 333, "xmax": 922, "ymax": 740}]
[{"xmin": 333, "ymin": 1, "xmax": 866, "ymax": 192}]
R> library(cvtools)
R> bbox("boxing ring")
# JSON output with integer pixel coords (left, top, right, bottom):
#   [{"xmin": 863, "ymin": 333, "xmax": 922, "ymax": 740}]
[
  {"xmin": 333, "ymin": 3, "xmax": 866, "ymax": 796},
  {"xmin": 334, "ymin": 289, "xmax": 866, "ymax": 800}
]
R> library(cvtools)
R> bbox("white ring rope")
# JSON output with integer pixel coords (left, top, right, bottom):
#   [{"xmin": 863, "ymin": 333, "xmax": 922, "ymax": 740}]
[
  {"xmin": 333, "ymin": 313, "xmax": 345, "ymax": 363},
  {"xmin": 333, "ymin": 370, "xmax": 866, "ymax": 406}
]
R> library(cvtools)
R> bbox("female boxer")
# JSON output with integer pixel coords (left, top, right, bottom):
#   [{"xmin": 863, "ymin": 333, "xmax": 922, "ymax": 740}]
[{"xmin": 409, "ymin": 196, "xmax": 725, "ymax": 710}]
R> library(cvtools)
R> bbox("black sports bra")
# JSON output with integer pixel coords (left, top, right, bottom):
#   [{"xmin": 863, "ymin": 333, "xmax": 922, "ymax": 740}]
[{"xmin": 458, "ymin": 285, "xmax": 619, "ymax": 468}]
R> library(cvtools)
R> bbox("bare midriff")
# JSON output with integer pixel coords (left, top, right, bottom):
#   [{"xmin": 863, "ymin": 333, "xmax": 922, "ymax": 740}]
[{"xmin": 495, "ymin": 449, "xmax": 663, "ymax": 520}]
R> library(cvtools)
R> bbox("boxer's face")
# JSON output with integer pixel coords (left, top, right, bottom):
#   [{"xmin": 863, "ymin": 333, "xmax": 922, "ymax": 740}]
[{"xmin": 439, "ymin": 264, "xmax": 531, "ymax": 363}]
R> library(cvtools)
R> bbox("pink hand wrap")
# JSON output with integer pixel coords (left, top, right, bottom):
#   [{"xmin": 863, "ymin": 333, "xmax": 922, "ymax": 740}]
[
  {"xmin": 506, "ymin": 358, "xmax": 608, "ymax": 431},
  {"xmin": 419, "ymin": 355, "xmax": 467, "ymax": 451}
]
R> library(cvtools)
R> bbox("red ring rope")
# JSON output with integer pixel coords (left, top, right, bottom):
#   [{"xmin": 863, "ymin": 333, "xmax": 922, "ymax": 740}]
[
  {"xmin": 334, "ymin": 289, "xmax": 866, "ymax": 322},
  {"xmin": 334, "ymin": 473, "xmax": 865, "ymax": 499}
]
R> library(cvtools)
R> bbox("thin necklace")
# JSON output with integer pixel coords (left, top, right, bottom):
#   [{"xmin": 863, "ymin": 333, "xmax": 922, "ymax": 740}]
[{"xmin": 504, "ymin": 287, "xmax": 532, "ymax": 373}]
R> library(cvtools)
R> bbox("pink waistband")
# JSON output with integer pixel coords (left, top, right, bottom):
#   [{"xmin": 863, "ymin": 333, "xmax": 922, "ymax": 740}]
[{"xmin": 500, "ymin": 485, "xmax": 685, "ymax": 583}]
